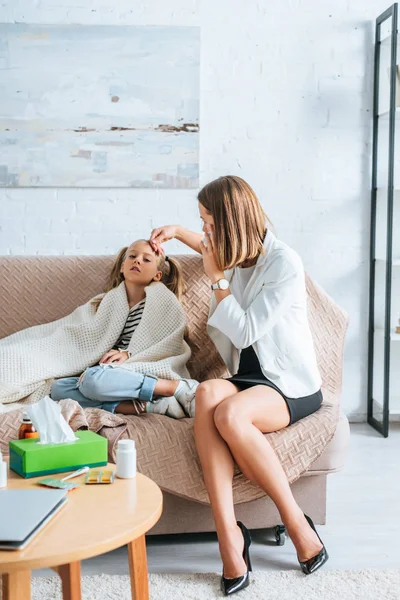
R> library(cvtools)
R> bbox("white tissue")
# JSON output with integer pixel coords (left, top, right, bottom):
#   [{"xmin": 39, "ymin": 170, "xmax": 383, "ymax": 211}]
[{"xmin": 26, "ymin": 396, "xmax": 78, "ymax": 444}]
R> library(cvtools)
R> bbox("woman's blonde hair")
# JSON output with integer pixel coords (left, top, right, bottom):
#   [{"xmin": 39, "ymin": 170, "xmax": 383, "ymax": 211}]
[
  {"xmin": 198, "ymin": 175, "xmax": 270, "ymax": 270},
  {"xmin": 94, "ymin": 241, "xmax": 186, "ymax": 309}
]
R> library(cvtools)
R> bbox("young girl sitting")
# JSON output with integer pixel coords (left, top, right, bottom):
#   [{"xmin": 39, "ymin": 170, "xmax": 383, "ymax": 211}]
[{"xmin": 0, "ymin": 240, "xmax": 197, "ymax": 418}]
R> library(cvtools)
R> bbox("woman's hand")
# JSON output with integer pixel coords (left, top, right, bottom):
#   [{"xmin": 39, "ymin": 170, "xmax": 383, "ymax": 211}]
[
  {"xmin": 99, "ymin": 349, "xmax": 129, "ymax": 364},
  {"xmin": 149, "ymin": 225, "xmax": 178, "ymax": 254},
  {"xmin": 200, "ymin": 231, "xmax": 225, "ymax": 283}
]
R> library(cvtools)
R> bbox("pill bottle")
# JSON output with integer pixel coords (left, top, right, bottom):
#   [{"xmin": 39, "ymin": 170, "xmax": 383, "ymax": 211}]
[
  {"xmin": 116, "ymin": 439, "xmax": 136, "ymax": 479},
  {"xmin": 18, "ymin": 412, "xmax": 39, "ymax": 440}
]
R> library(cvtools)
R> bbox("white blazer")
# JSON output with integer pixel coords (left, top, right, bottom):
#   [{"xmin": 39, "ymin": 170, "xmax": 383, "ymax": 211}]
[{"xmin": 207, "ymin": 229, "xmax": 322, "ymax": 398}]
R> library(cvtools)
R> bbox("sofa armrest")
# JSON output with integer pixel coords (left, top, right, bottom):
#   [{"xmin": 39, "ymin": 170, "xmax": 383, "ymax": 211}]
[{"xmin": 305, "ymin": 411, "xmax": 350, "ymax": 475}]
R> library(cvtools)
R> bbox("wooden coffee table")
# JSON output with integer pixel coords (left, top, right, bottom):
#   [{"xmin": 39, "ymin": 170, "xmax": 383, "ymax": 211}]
[{"xmin": 0, "ymin": 463, "xmax": 163, "ymax": 600}]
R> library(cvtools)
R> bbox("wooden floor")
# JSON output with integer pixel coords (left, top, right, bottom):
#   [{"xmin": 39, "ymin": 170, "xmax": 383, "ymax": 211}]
[{"xmin": 35, "ymin": 423, "xmax": 400, "ymax": 576}]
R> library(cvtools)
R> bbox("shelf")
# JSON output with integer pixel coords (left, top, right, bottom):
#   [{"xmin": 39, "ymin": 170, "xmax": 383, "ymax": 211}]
[
  {"xmin": 376, "ymin": 188, "xmax": 400, "ymax": 195},
  {"xmin": 369, "ymin": 6, "xmax": 399, "ymax": 436},
  {"xmin": 378, "ymin": 108, "xmax": 400, "ymax": 119},
  {"xmin": 375, "ymin": 258, "xmax": 400, "ymax": 265},
  {"xmin": 375, "ymin": 328, "xmax": 400, "ymax": 340},
  {"xmin": 380, "ymin": 32, "xmax": 400, "ymax": 48},
  {"xmin": 373, "ymin": 396, "xmax": 400, "ymax": 418}
]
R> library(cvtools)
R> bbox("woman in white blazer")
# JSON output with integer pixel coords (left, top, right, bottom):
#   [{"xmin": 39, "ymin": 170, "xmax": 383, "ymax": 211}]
[{"xmin": 150, "ymin": 176, "xmax": 328, "ymax": 596}]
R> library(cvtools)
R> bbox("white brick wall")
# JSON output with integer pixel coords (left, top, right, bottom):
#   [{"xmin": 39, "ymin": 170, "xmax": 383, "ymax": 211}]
[{"xmin": 0, "ymin": 0, "xmax": 390, "ymax": 420}]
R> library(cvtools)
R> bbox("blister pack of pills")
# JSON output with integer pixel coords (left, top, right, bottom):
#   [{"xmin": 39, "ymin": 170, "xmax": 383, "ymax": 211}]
[{"xmin": 85, "ymin": 469, "xmax": 115, "ymax": 484}]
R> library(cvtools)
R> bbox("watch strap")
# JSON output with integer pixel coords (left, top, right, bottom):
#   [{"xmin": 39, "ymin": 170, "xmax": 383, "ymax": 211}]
[{"xmin": 211, "ymin": 278, "xmax": 229, "ymax": 291}]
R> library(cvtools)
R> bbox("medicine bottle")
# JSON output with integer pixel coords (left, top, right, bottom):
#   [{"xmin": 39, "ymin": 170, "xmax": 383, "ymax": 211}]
[
  {"xmin": 18, "ymin": 412, "xmax": 39, "ymax": 440},
  {"xmin": 116, "ymin": 439, "xmax": 136, "ymax": 479}
]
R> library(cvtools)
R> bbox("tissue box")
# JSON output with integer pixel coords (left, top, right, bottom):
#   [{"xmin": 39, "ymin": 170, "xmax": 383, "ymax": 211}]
[{"xmin": 9, "ymin": 431, "xmax": 108, "ymax": 478}]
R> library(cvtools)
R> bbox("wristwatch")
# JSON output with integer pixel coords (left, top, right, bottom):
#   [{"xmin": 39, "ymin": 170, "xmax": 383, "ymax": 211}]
[{"xmin": 211, "ymin": 278, "xmax": 230, "ymax": 291}]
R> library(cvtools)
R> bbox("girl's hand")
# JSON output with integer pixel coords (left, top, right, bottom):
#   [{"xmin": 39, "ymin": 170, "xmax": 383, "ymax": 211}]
[
  {"xmin": 149, "ymin": 225, "xmax": 178, "ymax": 254},
  {"xmin": 200, "ymin": 231, "xmax": 224, "ymax": 283},
  {"xmin": 99, "ymin": 350, "xmax": 129, "ymax": 364}
]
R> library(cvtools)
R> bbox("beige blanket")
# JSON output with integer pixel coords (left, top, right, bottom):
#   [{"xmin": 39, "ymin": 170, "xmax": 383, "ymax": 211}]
[{"xmin": 0, "ymin": 281, "xmax": 191, "ymax": 408}]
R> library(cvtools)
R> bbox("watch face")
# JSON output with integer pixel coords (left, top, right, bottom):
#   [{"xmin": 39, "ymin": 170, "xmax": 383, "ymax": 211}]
[{"xmin": 219, "ymin": 279, "xmax": 230, "ymax": 290}]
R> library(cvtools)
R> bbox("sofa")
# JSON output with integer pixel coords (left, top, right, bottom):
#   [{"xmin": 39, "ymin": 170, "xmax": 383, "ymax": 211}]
[{"xmin": 0, "ymin": 254, "xmax": 350, "ymax": 534}]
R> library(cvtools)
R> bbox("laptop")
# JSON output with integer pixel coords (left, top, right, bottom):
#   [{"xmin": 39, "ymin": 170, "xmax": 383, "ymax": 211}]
[{"xmin": 0, "ymin": 489, "xmax": 68, "ymax": 550}]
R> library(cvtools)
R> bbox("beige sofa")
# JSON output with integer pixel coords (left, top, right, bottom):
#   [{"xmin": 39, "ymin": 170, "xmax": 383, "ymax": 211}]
[{"xmin": 0, "ymin": 254, "xmax": 350, "ymax": 534}]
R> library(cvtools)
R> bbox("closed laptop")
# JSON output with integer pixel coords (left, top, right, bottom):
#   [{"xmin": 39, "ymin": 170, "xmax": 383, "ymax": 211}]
[{"xmin": 0, "ymin": 489, "xmax": 68, "ymax": 550}]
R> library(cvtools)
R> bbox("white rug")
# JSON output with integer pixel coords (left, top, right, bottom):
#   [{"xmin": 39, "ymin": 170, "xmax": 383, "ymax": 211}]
[{"xmin": 15, "ymin": 569, "xmax": 400, "ymax": 600}]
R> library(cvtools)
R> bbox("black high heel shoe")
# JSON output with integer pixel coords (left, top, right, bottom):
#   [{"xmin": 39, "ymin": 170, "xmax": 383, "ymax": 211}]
[
  {"xmin": 221, "ymin": 521, "xmax": 252, "ymax": 596},
  {"xmin": 298, "ymin": 514, "xmax": 329, "ymax": 575}
]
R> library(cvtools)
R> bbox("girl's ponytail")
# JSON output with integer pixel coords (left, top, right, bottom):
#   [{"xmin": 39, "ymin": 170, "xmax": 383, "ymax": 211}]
[
  {"xmin": 91, "ymin": 246, "xmax": 128, "ymax": 311},
  {"xmin": 105, "ymin": 246, "xmax": 128, "ymax": 293},
  {"xmin": 162, "ymin": 256, "xmax": 186, "ymax": 302}
]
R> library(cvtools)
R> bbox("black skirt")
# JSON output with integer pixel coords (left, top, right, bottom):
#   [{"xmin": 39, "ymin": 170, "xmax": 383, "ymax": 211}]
[{"xmin": 225, "ymin": 345, "xmax": 322, "ymax": 425}]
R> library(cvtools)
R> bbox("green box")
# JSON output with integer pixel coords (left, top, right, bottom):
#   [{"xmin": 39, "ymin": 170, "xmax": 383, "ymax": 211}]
[{"xmin": 9, "ymin": 431, "xmax": 108, "ymax": 478}]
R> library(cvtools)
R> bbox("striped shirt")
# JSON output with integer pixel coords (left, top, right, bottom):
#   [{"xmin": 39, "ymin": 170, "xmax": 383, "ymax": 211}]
[{"xmin": 113, "ymin": 299, "xmax": 145, "ymax": 351}]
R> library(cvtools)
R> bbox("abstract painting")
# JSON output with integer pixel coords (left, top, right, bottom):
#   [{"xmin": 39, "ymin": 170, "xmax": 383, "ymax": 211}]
[{"xmin": 0, "ymin": 24, "xmax": 199, "ymax": 188}]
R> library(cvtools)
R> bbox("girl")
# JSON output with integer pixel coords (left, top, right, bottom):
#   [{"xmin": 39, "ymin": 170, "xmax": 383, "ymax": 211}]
[
  {"xmin": 150, "ymin": 176, "xmax": 327, "ymax": 595},
  {"xmin": 50, "ymin": 239, "xmax": 198, "ymax": 418},
  {"xmin": 0, "ymin": 239, "xmax": 197, "ymax": 418}
]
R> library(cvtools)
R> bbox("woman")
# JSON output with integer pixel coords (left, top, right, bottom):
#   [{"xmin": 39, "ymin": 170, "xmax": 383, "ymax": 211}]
[{"xmin": 150, "ymin": 176, "xmax": 327, "ymax": 596}]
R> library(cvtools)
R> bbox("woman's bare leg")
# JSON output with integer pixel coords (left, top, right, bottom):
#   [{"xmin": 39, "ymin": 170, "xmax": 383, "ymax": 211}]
[
  {"xmin": 194, "ymin": 379, "xmax": 250, "ymax": 579},
  {"xmin": 213, "ymin": 385, "xmax": 323, "ymax": 562}
]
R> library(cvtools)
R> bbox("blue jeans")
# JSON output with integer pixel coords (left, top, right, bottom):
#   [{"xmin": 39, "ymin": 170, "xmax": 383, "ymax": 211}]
[{"xmin": 50, "ymin": 364, "xmax": 158, "ymax": 413}]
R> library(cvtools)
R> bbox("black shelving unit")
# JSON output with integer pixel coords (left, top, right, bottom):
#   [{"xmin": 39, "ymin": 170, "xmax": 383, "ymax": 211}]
[{"xmin": 368, "ymin": 3, "xmax": 398, "ymax": 437}]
